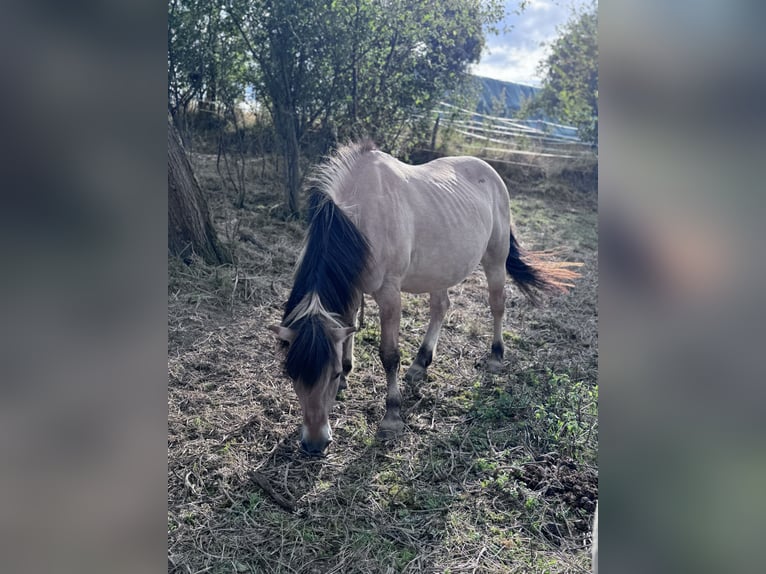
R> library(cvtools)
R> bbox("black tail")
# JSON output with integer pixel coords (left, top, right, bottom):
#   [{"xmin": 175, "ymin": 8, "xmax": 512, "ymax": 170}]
[{"xmin": 505, "ymin": 228, "xmax": 582, "ymax": 305}]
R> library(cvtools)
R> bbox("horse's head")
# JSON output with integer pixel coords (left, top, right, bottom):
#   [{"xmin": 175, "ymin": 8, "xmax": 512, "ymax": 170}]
[{"xmin": 269, "ymin": 316, "xmax": 354, "ymax": 456}]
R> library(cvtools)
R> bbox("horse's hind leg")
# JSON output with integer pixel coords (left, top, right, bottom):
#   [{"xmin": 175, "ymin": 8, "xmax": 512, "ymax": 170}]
[
  {"xmin": 404, "ymin": 289, "xmax": 450, "ymax": 382},
  {"xmin": 374, "ymin": 284, "xmax": 404, "ymax": 439},
  {"xmin": 484, "ymin": 261, "xmax": 507, "ymax": 373}
]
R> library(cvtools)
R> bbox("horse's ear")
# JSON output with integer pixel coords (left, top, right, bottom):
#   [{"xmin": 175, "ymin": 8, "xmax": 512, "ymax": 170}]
[
  {"xmin": 268, "ymin": 324, "xmax": 296, "ymax": 344},
  {"xmin": 331, "ymin": 326, "xmax": 355, "ymax": 344}
]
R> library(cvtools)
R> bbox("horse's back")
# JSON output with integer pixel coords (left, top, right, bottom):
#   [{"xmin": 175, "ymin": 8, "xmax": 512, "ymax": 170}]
[{"xmin": 337, "ymin": 151, "xmax": 510, "ymax": 294}]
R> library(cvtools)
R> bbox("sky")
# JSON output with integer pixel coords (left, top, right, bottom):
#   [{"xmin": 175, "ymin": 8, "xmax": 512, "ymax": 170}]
[{"xmin": 471, "ymin": 0, "xmax": 594, "ymax": 87}]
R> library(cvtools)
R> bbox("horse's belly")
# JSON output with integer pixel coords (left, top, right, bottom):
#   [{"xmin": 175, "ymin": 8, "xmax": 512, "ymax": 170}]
[
  {"xmin": 400, "ymin": 267, "xmax": 478, "ymax": 293},
  {"xmin": 399, "ymin": 240, "xmax": 486, "ymax": 294}
]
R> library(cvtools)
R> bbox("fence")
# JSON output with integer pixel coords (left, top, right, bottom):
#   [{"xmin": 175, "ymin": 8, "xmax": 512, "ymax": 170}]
[{"xmin": 417, "ymin": 101, "xmax": 596, "ymax": 168}]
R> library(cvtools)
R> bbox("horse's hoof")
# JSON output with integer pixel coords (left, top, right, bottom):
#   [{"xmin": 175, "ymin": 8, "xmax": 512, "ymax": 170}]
[
  {"xmin": 404, "ymin": 363, "xmax": 426, "ymax": 383},
  {"xmin": 376, "ymin": 418, "xmax": 404, "ymax": 441},
  {"xmin": 486, "ymin": 359, "xmax": 504, "ymax": 374}
]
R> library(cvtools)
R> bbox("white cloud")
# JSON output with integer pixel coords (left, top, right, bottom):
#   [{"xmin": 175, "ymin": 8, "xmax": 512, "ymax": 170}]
[
  {"xmin": 471, "ymin": 43, "xmax": 550, "ymax": 86},
  {"xmin": 476, "ymin": 0, "xmax": 592, "ymax": 85},
  {"xmin": 527, "ymin": 0, "xmax": 557, "ymax": 14}
]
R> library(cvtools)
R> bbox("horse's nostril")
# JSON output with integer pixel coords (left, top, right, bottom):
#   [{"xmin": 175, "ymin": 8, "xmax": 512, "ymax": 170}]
[{"xmin": 300, "ymin": 439, "xmax": 329, "ymax": 456}]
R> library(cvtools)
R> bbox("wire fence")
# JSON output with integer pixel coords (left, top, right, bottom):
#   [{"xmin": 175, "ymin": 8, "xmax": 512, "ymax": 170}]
[{"xmin": 419, "ymin": 101, "xmax": 597, "ymax": 166}]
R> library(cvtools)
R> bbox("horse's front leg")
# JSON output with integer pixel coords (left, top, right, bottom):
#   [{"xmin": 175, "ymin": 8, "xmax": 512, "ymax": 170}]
[
  {"xmin": 374, "ymin": 285, "xmax": 403, "ymax": 439},
  {"xmin": 338, "ymin": 292, "xmax": 362, "ymax": 393}
]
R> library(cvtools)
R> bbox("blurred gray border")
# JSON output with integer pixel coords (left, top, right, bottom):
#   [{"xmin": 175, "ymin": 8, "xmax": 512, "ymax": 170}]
[{"xmin": 0, "ymin": 2, "xmax": 168, "ymax": 573}]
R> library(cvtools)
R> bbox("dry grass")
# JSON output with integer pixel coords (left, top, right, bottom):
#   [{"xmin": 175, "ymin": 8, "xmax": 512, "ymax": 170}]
[{"xmin": 168, "ymin": 151, "xmax": 598, "ymax": 573}]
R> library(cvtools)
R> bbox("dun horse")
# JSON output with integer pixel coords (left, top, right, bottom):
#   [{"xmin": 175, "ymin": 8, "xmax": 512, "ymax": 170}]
[{"xmin": 270, "ymin": 141, "xmax": 579, "ymax": 455}]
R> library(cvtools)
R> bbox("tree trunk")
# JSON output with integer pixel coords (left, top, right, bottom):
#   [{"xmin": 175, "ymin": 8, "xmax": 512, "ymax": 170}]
[
  {"xmin": 168, "ymin": 117, "xmax": 231, "ymax": 264},
  {"xmin": 284, "ymin": 129, "xmax": 300, "ymax": 216},
  {"xmin": 277, "ymin": 106, "xmax": 301, "ymax": 217}
]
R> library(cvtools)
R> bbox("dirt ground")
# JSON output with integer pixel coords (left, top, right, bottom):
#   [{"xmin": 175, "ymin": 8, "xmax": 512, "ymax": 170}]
[{"xmin": 168, "ymin": 151, "xmax": 598, "ymax": 573}]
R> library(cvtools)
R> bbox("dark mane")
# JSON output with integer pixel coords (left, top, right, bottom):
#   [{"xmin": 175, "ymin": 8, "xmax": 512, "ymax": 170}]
[
  {"xmin": 284, "ymin": 314, "xmax": 334, "ymax": 387},
  {"xmin": 284, "ymin": 191, "xmax": 370, "ymax": 321},
  {"xmin": 280, "ymin": 145, "xmax": 373, "ymax": 387}
]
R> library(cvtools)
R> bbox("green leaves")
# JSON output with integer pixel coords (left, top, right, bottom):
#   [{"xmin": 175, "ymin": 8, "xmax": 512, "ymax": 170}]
[
  {"xmin": 169, "ymin": 0, "xmax": 509, "ymax": 211},
  {"xmin": 168, "ymin": 0, "xmax": 253, "ymax": 112},
  {"xmin": 536, "ymin": 2, "xmax": 598, "ymax": 145}
]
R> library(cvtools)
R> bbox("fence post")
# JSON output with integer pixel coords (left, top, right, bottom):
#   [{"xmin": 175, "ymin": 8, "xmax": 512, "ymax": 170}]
[{"xmin": 430, "ymin": 114, "xmax": 440, "ymax": 153}]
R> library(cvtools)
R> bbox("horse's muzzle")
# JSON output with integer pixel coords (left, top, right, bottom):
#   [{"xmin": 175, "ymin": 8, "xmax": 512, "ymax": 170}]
[{"xmin": 300, "ymin": 437, "xmax": 331, "ymax": 457}]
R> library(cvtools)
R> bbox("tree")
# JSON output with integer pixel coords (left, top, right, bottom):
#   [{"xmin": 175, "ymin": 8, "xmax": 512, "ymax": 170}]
[
  {"xmin": 225, "ymin": 0, "xmax": 344, "ymax": 216},
  {"xmin": 168, "ymin": 0, "xmax": 252, "ymax": 123},
  {"xmin": 337, "ymin": 0, "xmax": 502, "ymax": 149},
  {"xmin": 536, "ymin": 2, "xmax": 598, "ymax": 144},
  {"xmin": 170, "ymin": 0, "xmax": 507, "ymax": 215},
  {"xmin": 168, "ymin": 116, "xmax": 231, "ymax": 265},
  {"xmin": 226, "ymin": 0, "xmax": 504, "ymax": 216}
]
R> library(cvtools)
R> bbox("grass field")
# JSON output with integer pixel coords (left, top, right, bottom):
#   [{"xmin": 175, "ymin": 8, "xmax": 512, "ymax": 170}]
[{"xmin": 168, "ymin": 150, "xmax": 598, "ymax": 573}]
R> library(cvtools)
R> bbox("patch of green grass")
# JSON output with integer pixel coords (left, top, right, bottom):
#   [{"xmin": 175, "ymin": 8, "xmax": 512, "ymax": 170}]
[
  {"xmin": 413, "ymin": 489, "xmax": 450, "ymax": 511},
  {"xmin": 349, "ymin": 530, "xmax": 417, "ymax": 571},
  {"xmin": 446, "ymin": 509, "xmax": 484, "ymax": 544},
  {"xmin": 532, "ymin": 372, "xmax": 598, "ymax": 461},
  {"xmin": 361, "ymin": 434, "xmax": 375, "ymax": 447},
  {"xmin": 519, "ymin": 371, "xmax": 543, "ymax": 387},
  {"xmin": 452, "ymin": 382, "xmax": 480, "ymax": 410},
  {"xmin": 350, "ymin": 530, "xmax": 378, "ymax": 549},
  {"xmin": 471, "ymin": 386, "xmax": 516, "ymax": 422},
  {"xmin": 476, "ymin": 457, "xmax": 499, "ymax": 474},
  {"xmin": 189, "ymin": 416, "xmax": 214, "ymax": 434},
  {"xmin": 220, "ymin": 438, "xmax": 239, "ymax": 456},
  {"xmin": 395, "ymin": 548, "xmax": 417, "ymax": 570},
  {"xmin": 357, "ymin": 324, "xmax": 380, "ymax": 344},
  {"xmin": 524, "ymin": 494, "xmax": 540, "ymax": 512},
  {"xmin": 180, "ymin": 510, "xmax": 197, "ymax": 525},
  {"xmin": 314, "ymin": 479, "xmax": 332, "ymax": 494},
  {"xmin": 356, "ymin": 347, "xmax": 375, "ymax": 366},
  {"xmin": 376, "ymin": 469, "xmax": 400, "ymax": 486},
  {"xmin": 388, "ymin": 483, "xmax": 416, "ymax": 507},
  {"xmin": 245, "ymin": 491, "xmax": 263, "ymax": 512},
  {"xmin": 344, "ymin": 414, "xmax": 371, "ymax": 443},
  {"xmin": 399, "ymin": 345, "xmax": 413, "ymax": 364},
  {"xmin": 300, "ymin": 526, "xmax": 317, "ymax": 544}
]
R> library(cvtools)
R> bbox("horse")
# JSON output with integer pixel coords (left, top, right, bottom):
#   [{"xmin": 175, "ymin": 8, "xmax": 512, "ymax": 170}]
[{"xmin": 269, "ymin": 140, "xmax": 580, "ymax": 455}]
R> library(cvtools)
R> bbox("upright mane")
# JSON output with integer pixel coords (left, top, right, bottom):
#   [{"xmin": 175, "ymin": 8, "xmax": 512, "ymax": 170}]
[
  {"xmin": 306, "ymin": 139, "xmax": 377, "ymax": 205},
  {"xmin": 281, "ymin": 142, "xmax": 374, "ymax": 387},
  {"xmin": 284, "ymin": 141, "xmax": 374, "ymax": 321}
]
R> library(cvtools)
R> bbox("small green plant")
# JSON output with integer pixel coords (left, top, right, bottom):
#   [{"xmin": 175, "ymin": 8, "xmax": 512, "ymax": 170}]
[
  {"xmin": 532, "ymin": 372, "xmax": 598, "ymax": 460},
  {"xmin": 246, "ymin": 492, "xmax": 263, "ymax": 512},
  {"xmin": 301, "ymin": 528, "xmax": 317, "ymax": 543},
  {"xmin": 476, "ymin": 457, "xmax": 499, "ymax": 474},
  {"xmin": 472, "ymin": 386, "xmax": 515, "ymax": 422},
  {"xmin": 357, "ymin": 324, "xmax": 380, "ymax": 344},
  {"xmin": 396, "ymin": 548, "xmax": 417, "ymax": 569},
  {"xmin": 180, "ymin": 510, "xmax": 196, "ymax": 525}
]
